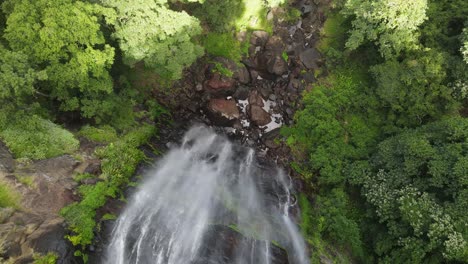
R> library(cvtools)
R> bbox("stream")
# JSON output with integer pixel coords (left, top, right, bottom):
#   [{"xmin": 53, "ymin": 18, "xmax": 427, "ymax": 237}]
[{"xmin": 104, "ymin": 126, "xmax": 308, "ymax": 264}]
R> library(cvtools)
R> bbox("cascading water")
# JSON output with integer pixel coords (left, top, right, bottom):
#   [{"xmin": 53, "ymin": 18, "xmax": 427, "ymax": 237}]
[{"xmin": 105, "ymin": 126, "xmax": 308, "ymax": 264}]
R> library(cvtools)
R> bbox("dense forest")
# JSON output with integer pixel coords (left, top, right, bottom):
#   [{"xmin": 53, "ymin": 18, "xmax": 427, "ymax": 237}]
[{"xmin": 0, "ymin": 0, "xmax": 466, "ymax": 263}]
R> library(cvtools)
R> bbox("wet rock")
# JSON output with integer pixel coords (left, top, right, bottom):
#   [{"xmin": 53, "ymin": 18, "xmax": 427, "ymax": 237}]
[
  {"xmin": 195, "ymin": 225, "xmax": 289, "ymax": 264},
  {"xmin": 249, "ymin": 105, "xmax": 272, "ymax": 126},
  {"xmin": 250, "ymin": 31, "xmax": 270, "ymax": 47},
  {"xmin": 207, "ymin": 99, "xmax": 240, "ymax": 126},
  {"xmin": 205, "ymin": 73, "xmax": 236, "ymax": 95},
  {"xmin": 299, "ymin": 48, "xmax": 320, "ymax": 70}
]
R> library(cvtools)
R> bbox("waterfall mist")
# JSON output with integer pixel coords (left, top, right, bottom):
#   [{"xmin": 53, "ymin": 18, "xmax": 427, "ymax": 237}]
[{"xmin": 105, "ymin": 126, "xmax": 308, "ymax": 264}]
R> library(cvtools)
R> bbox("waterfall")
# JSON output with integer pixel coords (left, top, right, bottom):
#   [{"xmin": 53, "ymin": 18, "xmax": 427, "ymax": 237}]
[{"xmin": 105, "ymin": 126, "xmax": 308, "ymax": 264}]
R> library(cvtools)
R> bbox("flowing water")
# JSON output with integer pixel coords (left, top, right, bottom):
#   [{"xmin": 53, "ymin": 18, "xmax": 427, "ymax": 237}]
[{"xmin": 105, "ymin": 126, "xmax": 308, "ymax": 264}]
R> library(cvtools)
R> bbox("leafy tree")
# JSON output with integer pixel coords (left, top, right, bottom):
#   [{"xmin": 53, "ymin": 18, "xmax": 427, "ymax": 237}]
[
  {"xmin": 370, "ymin": 50, "xmax": 458, "ymax": 128},
  {"xmin": 283, "ymin": 69, "xmax": 380, "ymax": 256},
  {"xmin": 343, "ymin": 0, "xmax": 428, "ymax": 59},
  {"xmin": 284, "ymin": 69, "xmax": 380, "ymax": 185},
  {"xmin": 419, "ymin": 0, "xmax": 468, "ymax": 55},
  {"xmin": 349, "ymin": 117, "xmax": 468, "ymax": 263},
  {"xmin": 0, "ymin": 44, "xmax": 46, "ymax": 106},
  {"xmin": 2, "ymin": 0, "xmax": 115, "ymax": 115},
  {"xmin": 101, "ymin": 0, "xmax": 204, "ymax": 80}
]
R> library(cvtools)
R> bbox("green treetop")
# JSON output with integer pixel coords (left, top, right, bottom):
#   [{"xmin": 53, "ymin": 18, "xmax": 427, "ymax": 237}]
[
  {"xmin": 102, "ymin": 0, "xmax": 204, "ymax": 80},
  {"xmin": 2, "ymin": 0, "xmax": 116, "ymax": 115},
  {"xmin": 343, "ymin": 0, "xmax": 428, "ymax": 59}
]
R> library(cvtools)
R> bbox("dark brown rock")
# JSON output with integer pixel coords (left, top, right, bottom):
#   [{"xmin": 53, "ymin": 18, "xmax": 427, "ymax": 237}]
[
  {"xmin": 248, "ymin": 90, "xmax": 264, "ymax": 107},
  {"xmin": 267, "ymin": 56, "xmax": 288, "ymax": 75},
  {"xmin": 205, "ymin": 73, "xmax": 236, "ymax": 95},
  {"xmin": 249, "ymin": 105, "xmax": 271, "ymax": 126},
  {"xmin": 207, "ymin": 99, "xmax": 240, "ymax": 126}
]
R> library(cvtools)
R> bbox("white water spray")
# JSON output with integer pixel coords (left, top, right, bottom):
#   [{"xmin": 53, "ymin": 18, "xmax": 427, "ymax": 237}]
[{"xmin": 105, "ymin": 126, "xmax": 308, "ymax": 264}]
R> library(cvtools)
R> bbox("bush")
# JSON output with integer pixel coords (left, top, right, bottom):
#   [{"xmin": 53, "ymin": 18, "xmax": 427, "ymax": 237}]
[
  {"xmin": 0, "ymin": 181, "xmax": 18, "ymax": 208},
  {"xmin": 203, "ymin": 33, "xmax": 245, "ymax": 61},
  {"xmin": 33, "ymin": 252, "xmax": 58, "ymax": 264},
  {"xmin": 78, "ymin": 125, "xmax": 118, "ymax": 144},
  {"xmin": 0, "ymin": 114, "xmax": 79, "ymax": 160}
]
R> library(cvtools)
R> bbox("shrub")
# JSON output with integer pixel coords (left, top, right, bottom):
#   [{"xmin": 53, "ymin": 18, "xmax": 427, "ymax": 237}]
[
  {"xmin": 78, "ymin": 125, "xmax": 118, "ymax": 144},
  {"xmin": 203, "ymin": 33, "xmax": 244, "ymax": 61},
  {"xmin": 0, "ymin": 181, "xmax": 18, "ymax": 208},
  {"xmin": 33, "ymin": 252, "xmax": 58, "ymax": 264},
  {"xmin": 0, "ymin": 114, "xmax": 79, "ymax": 160}
]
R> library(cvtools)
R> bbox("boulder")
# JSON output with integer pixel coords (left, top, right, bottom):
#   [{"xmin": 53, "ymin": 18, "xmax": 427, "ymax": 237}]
[
  {"xmin": 204, "ymin": 73, "xmax": 236, "ymax": 95},
  {"xmin": 248, "ymin": 90, "xmax": 264, "ymax": 107},
  {"xmin": 267, "ymin": 56, "xmax": 288, "ymax": 76},
  {"xmin": 299, "ymin": 48, "xmax": 320, "ymax": 70},
  {"xmin": 249, "ymin": 105, "xmax": 271, "ymax": 126},
  {"xmin": 207, "ymin": 99, "xmax": 240, "ymax": 126},
  {"xmin": 250, "ymin": 31, "xmax": 270, "ymax": 47}
]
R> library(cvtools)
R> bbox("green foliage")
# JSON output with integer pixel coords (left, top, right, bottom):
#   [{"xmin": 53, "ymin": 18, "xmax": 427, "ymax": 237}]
[
  {"xmin": 281, "ymin": 7, "xmax": 301, "ymax": 23},
  {"xmin": 2, "ymin": 0, "xmax": 116, "ymax": 115},
  {"xmin": 203, "ymin": 33, "xmax": 244, "ymax": 61},
  {"xmin": 343, "ymin": 0, "xmax": 428, "ymax": 59},
  {"xmin": 192, "ymin": 0, "xmax": 244, "ymax": 32},
  {"xmin": 61, "ymin": 125, "xmax": 154, "ymax": 254},
  {"xmin": 0, "ymin": 44, "xmax": 46, "ymax": 106},
  {"xmin": 102, "ymin": 0, "xmax": 203, "ymax": 80},
  {"xmin": 79, "ymin": 125, "xmax": 118, "ymax": 144},
  {"xmin": 33, "ymin": 252, "xmax": 58, "ymax": 264},
  {"xmin": 0, "ymin": 181, "xmax": 18, "ymax": 208},
  {"xmin": 349, "ymin": 117, "xmax": 468, "ymax": 263},
  {"xmin": 283, "ymin": 68, "xmax": 379, "ymax": 185},
  {"xmin": 211, "ymin": 62, "xmax": 234, "ymax": 77},
  {"xmin": 283, "ymin": 69, "xmax": 377, "ymax": 258},
  {"xmin": 370, "ymin": 49, "xmax": 458, "ymax": 128},
  {"xmin": 419, "ymin": 0, "xmax": 468, "ymax": 55},
  {"xmin": 101, "ymin": 213, "xmax": 117, "ymax": 221},
  {"xmin": 0, "ymin": 114, "xmax": 79, "ymax": 160},
  {"xmin": 192, "ymin": 0, "xmax": 273, "ymax": 33},
  {"xmin": 73, "ymin": 173, "xmax": 95, "ymax": 183}
]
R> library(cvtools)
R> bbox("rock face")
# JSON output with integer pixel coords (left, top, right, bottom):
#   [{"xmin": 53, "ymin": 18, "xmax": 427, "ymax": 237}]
[
  {"xmin": 195, "ymin": 225, "xmax": 289, "ymax": 264},
  {"xmin": 207, "ymin": 98, "xmax": 240, "ymax": 126},
  {"xmin": 0, "ymin": 146, "xmax": 92, "ymax": 263}
]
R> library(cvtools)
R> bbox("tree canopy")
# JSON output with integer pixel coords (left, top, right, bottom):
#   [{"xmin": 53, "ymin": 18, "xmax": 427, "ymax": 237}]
[
  {"xmin": 343, "ymin": 0, "xmax": 428, "ymax": 59},
  {"xmin": 2, "ymin": 0, "xmax": 115, "ymax": 115},
  {"xmin": 102, "ymin": 0, "xmax": 204, "ymax": 80},
  {"xmin": 350, "ymin": 118, "xmax": 468, "ymax": 262}
]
